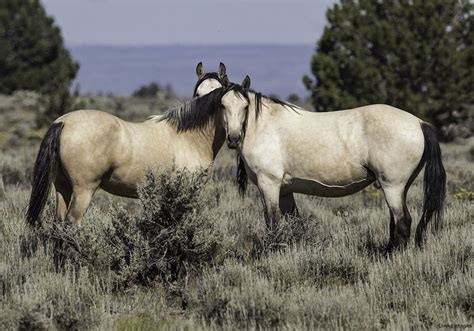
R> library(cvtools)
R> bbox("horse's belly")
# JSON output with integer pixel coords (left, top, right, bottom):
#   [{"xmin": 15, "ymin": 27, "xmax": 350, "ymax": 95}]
[
  {"xmin": 100, "ymin": 162, "xmax": 156, "ymax": 198},
  {"xmin": 99, "ymin": 156, "xmax": 208, "ymax": 199},
  {"xmin": 283, "ymin": 175, "xmax": 375, "ymax": 197},
  {"xmin": 99, "ymin": 167, "xmax": 145, "ymax": 198}
]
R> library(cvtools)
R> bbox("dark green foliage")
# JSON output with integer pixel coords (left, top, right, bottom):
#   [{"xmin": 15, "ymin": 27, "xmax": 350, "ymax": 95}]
[
  {"xmin": 287, "ymin": 93, "xmax": 301, "ymax": 103},
  {"xmin": 36, "ymin": 88, "xmax": 75, "ymax": 127},
  {"xmin": 304, "ymin": 0, "xmax": 473, "ymax": 137},
  {"xmin": 133, "ymin": 82, "xmax": 162, "ymax": 98},
  {"xmin": 0, "ymin": 0, "xmax": 79, "ymax": 126},
  {"xmin": 0, "ymin": 0, "xmax": 78, "ymax": 95},
  {"xmin": 132, "ymin": 82, "xmax": 174, "ymax": 99}
]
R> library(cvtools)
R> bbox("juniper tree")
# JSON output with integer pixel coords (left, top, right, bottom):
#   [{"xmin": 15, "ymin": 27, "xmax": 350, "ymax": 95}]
[
  {"xmin": 0, "ymin": 0, "xmax": 79, "ymax": 125},
  {"xmin": 304, "ymin": 0, "xmax": 473, "ymax": 136}
]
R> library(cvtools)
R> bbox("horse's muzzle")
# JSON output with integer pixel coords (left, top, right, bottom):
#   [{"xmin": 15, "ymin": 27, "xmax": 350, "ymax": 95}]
[{"xmin": 227, "ymin": 134, "xmax": 241, "ymax": 149}]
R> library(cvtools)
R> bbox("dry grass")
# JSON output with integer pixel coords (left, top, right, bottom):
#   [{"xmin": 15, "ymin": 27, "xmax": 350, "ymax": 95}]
[{"xmin": 0, "ymin": 98, "xmax": 472, "ymax": 330}]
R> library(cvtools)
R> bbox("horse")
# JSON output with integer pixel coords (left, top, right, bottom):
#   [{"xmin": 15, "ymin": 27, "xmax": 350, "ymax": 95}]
[
  {"xmin": 26, "ymin": 62, "xmax": 229, "ymax": 226},
  {"xmin": 179, "ymin": 76, "xmax": 446, "ymax": 250}
]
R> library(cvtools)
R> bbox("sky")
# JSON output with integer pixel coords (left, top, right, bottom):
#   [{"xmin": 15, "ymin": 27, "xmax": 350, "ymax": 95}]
[{"xmin": 41, "ymin": 0, "xmax": 336, "ymax": 45}]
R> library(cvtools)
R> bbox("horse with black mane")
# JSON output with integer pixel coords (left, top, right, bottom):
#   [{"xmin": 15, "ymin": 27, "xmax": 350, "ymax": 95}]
[{"xmin": 27, "ymin": 62, "xmax": 229, "ymax": 226}]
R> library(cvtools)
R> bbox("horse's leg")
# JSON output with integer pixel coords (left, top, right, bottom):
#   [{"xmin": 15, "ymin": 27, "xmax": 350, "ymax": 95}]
[
  {"xmin": 55, "ymin": 188, "xmax": 71, "ymax": 221},
  {"xmin": 65, "ymin": 184, "xmax": 97, "ymax": 226},
  {"xmin": 257, "ymin": 176, "xmax": 281, "ymax": 232},
  {"xmin": 389, "ymin": 210, "xmax": 395, "ymax": 243},
  {"xmin": 382, "ymin": 185, "xmax": 412, "ymax": 250},
  {"xmin": 279, "ymin": 193, "xmax": 299, "ymax": 217},
  {"xmin": 54, "ymin": 169, "xmax": 72, "ymax": 221}
]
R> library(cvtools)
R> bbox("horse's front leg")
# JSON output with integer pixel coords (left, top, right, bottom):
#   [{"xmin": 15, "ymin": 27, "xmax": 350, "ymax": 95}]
[{"xmin": 257, "ymin": 175, "xmax": 282, "ymax": 232}]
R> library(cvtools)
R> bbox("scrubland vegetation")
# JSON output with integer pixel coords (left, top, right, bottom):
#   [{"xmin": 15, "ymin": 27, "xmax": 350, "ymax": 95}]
[
  {"xmin": 0, "ymin": 95, "xmax": 472, "ymax": 330},
  {"xmin": 1, "ymin": 0, "xmax": 472, "ymax": 328}
]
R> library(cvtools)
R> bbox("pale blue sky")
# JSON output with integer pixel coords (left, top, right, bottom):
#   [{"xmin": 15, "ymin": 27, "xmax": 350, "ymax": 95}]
[{"xmin": 41, "ymin": 0, "xmax": 336, "ymax": 45}]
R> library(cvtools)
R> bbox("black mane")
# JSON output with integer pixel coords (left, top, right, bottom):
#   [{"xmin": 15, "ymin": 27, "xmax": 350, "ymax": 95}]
[
  {"xmin": 161, "ymin": 87, "xmax": 222, "ymax": 132},
  {"xmin": 250, "ymin": 89, "xmax": 300, "ymax": 118},
  {"xmin": 166, "ymin": 80, "xmax": 297, "ymax": 133},
  {"xmin": 161, "ymin": 83, "xmax": 247, "ymax": 132}
]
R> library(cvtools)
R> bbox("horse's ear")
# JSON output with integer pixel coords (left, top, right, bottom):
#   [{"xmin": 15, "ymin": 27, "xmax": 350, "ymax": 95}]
[
  {"xmin": 242, "ymin": 75, "xmax": 251, "ymax": 91},
  {"xmin": 196, "ymin": 62, "xmax": 204, "ymax": 78},
  {"xmin": 218, "ymin": 62, "xmax": 226, "ymax": 78},
  {"xmin": 221, "ymin": 74, "xmax": 230, "ymax": 87}
]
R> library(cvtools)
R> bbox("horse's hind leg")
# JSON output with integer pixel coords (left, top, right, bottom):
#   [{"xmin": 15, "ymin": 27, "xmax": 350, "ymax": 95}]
[
  {"xmin": 65, "ymin": 184, "xmax": 98, "ymax": 226},
  {"xmin": 54, "ymin": 170, "xmax": 72, "ymax": 221},
  {"xmin": 279, "ymin": 193, "xmax": 299, "ymax": 216},
  {"xmin": 55, "ymin": 188, "xmax": 71, "ymax": 221},
  {"xmin": 382, "ymin": 185, "xmax": 412, "ymax": 251}
]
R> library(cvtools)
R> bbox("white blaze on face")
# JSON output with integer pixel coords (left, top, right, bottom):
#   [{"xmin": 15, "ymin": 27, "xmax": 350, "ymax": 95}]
[
  {"xmin": 195, "ymin": 78, "xmax": 222, "ymax": 97},
  {"xmin": 221, "ymin": 91, "xmax": 248, "ymax": 142}
]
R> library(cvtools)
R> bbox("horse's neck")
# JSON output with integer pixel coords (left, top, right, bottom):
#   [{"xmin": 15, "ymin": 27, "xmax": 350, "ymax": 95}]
[
  {"xmin": 175, "ymin": 118, "xmax": 226, "ymax": 162},
  {"xmin": 245, "ymin": 93, "xmax": 279, "ymax": 138},
  {"xmin": 245, "ymin": 93, "xmax": 305, "ymax": 135}
]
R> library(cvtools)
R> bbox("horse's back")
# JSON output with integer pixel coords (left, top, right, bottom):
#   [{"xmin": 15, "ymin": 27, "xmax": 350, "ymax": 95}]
[
  {"xmin": 358, "ymin": 104, "xmax": 422, "ymax": 131},
  {"xmin": 273, "ymin": 104, "xmax": 425, "ymax": 194}
]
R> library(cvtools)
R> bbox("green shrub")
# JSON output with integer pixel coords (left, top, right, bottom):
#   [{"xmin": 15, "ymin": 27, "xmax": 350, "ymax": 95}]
[{"xmin": 36, "ymin": 167, "xmax": 232, "ymax": 290}]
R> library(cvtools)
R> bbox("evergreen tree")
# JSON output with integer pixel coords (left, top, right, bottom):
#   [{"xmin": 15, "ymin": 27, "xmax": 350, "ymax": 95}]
[
  {"xmin": 133, "ymin": 82, "xmax": 162, "ymax": 98},
  {"xmin": 304, "ymin": 0, "xmax": 473, "ymax": 135},
  {"xmin": 0, "ymin": 0, "xmax": 78, "ymax": 95}
]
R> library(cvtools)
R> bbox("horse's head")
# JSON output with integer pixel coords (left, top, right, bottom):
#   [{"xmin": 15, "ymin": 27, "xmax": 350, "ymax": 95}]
[
  {"xmin": 193, "ymin": 62, "xmax": 229, "ymax": 97},
  {"xmin": 220, "ymin": 75, "xmax": 251, "ymax": 149},
  {"xmin": 162, "ymin": 73, "xmax": 249, "ymax": 142}
]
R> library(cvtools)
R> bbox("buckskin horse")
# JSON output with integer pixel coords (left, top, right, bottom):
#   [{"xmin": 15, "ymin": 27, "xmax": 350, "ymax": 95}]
[{"xmin": 27, "ymin": 62, "xmax": 229, "ymax": 226}]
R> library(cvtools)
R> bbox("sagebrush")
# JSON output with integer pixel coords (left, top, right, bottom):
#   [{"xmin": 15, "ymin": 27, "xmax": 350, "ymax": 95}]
[{"xmin": 1, "ymin": 136, "xmax": 472, "ymax": 330}]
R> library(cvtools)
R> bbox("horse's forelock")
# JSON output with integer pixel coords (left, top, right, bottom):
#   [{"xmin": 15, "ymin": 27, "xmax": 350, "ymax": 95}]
[{"xmin": 222, "ymin": 83, "xmax": 249, "ymax": 103}]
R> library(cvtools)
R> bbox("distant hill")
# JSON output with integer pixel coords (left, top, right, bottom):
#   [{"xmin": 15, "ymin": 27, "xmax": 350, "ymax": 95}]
[{"xmin": 69, "ymin": 44, "xmax": 314, "ymax": 98}]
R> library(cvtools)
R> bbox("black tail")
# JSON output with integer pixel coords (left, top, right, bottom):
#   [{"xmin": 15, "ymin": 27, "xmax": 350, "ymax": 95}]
[
  {"xmin": 236, "ymin": 154, "xmax": 248, "ymax": 196},
  {"xmin": 26, "ymin": 122, "xmax": 64, "ymax": 227},
  {"xmin": 415, "ymin": 122, "xmax": 446, "ymax": 246}
]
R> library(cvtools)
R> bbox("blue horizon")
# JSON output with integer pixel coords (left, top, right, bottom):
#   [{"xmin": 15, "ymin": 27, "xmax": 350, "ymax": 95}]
[{"xmin": 70, "ymin": 44, "xmax": 315, "ymax": 98}]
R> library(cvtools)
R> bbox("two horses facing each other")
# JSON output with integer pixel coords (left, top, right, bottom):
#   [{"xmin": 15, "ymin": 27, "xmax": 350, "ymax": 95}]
[{"xmin": 27, "ymin": 66, "xmax": 446, "ymax": 252}]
